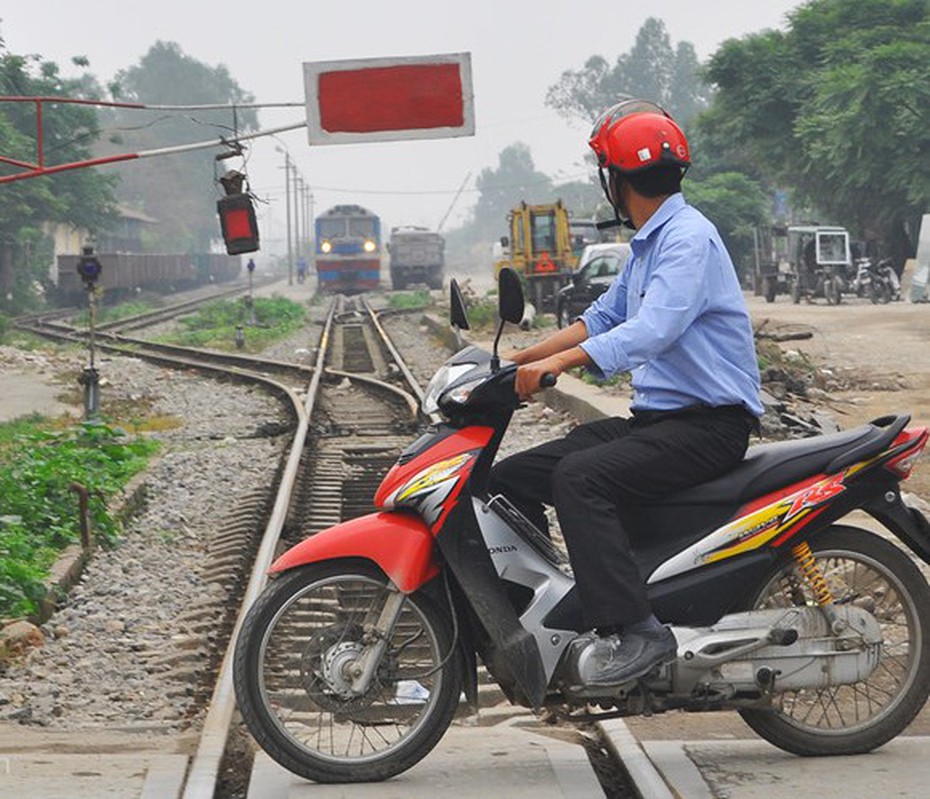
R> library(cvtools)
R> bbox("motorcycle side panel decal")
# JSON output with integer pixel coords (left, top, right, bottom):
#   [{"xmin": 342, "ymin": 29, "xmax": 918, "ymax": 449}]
[
  {"xmin": 783, "ymin": 473, "xmax": 847, "ymax": 522},
  {"xmin": 374, "ymin": 425, "xmax": 493, "ymax": 508},
  {"xmin": 389, "ymin": 451, "xmax": 479, "ymax": 532},
  {"xmin": 648, "ymin": 469, "xmax": 855, "ymax": 583}
]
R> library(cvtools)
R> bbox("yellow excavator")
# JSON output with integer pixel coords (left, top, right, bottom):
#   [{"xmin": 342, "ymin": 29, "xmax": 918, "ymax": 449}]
[{"xmin": 494, "ymin": 200, "xmax": 580, "ymax": 312}]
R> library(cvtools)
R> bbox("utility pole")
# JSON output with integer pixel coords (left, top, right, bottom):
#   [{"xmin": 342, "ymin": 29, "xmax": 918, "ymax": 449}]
[
  {"xmin": 283, "ymin": 151, "xmax": 293, "ymax": 285},
  {"xmin": 296, "ymin": 176, "xmax": 305, "ymax": 258}
]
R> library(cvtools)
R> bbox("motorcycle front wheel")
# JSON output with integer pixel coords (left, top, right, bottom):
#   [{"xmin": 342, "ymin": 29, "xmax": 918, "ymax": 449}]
[
  {"xmin": 869, "ymin": 281, "xmax": 891, "ymax": 304},
  {"xmin": 233, "ymin": 561, "xmax": 462, "ymax": 783},
  {"xmin": 738, "ymin": 526, "xmax": 930, "ymax": 756}
]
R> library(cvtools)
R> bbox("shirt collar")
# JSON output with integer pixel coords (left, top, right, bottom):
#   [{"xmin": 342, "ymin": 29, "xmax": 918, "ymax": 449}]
[{"xmin": 630, "ymin": 193, "xmax": 686, "ymax": 254}]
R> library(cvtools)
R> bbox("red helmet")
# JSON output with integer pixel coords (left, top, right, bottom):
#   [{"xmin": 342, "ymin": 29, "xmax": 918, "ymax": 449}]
[{"xmin": 588, "ymin": 99, "xmax": 690, "ymax": 174}]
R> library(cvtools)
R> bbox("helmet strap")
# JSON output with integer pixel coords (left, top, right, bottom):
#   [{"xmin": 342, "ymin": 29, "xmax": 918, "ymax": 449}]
[{"xmin": 600, "ymin": 167, "xmax": 635, "ymax": 230}]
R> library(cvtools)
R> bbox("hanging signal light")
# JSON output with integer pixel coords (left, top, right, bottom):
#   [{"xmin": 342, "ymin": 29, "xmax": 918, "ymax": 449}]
[{"xmin": 217, "ymin": 170, "xmax": 260, "ymax": 255}]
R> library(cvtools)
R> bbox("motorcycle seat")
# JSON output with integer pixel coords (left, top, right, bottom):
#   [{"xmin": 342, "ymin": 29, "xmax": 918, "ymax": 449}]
[{"xmin": 663, "ymin": 414, "xmax": 910, "ymax": 507}]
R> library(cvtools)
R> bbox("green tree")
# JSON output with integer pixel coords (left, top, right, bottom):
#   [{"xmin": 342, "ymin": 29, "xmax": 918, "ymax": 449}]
[
  {"xmin": 471, "ymin": 143, "xmax": 555, "ymax": 241},
  {"xmin": 100, "ymin": 41, "xmax": 258, "ymax": 253},
  {"xmin": 545, "ymin": 18, "xmax": 710, "ymax": 127},
  {"xmin": 701, "ymin": 0, "xmax": 930, "ymax": 266},
  {"xmin": 0, "ymin": 36, "xmax": 116, "ymax": 312},
  {"xmin": 685, "ymin": 172, "xmax": 770, "ymax": 282}
]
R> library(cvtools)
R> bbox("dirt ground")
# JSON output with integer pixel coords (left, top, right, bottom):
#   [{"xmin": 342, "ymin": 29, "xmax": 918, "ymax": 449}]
[{"xmin": 745, "ymin": 293, "xmax": 930, "ymax": 500}]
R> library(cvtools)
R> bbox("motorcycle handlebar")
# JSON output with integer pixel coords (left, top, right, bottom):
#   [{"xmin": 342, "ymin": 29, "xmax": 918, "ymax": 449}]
[{"xmin": 540, "ymin": 373, "xmax": 558, "ymax": 388}]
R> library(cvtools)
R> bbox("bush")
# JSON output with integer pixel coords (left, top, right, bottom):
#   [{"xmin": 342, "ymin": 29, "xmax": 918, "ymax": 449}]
[{"xmin": 0, "ymin": 421, "xmax": 158, "ymax": 618}]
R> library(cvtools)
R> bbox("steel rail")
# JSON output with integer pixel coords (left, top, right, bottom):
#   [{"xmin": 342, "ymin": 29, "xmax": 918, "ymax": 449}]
[{"xmin": 180, "ymin": 298, "xmax": 337, "ymax": 799}]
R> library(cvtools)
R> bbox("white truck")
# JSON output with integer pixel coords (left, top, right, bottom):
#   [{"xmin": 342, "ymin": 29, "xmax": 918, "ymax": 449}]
[{"xmin": 387, "ymin": 226, "xmax": 445, "ymax": 290}]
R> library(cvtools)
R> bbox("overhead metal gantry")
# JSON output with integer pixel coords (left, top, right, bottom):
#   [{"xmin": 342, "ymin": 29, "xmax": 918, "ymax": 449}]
[{"xmin": 0, "ymin": 95, "xmax": 307, "ymax": 184}]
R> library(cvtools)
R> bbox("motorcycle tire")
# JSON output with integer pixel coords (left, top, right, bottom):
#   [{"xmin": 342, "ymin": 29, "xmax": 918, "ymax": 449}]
[
  {"xmin": 738, "ymin": 526, "xmax": 930, "ymax": 756},
  {"xmin": 872, "ymin": 282, "xmax": 891, "ymax": 304},
  {"xmin": 233, "ymin": 561, "xmax": 462, "ymax": 783}
]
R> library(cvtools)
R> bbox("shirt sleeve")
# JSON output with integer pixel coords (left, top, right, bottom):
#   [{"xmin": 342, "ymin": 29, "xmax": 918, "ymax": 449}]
[
  {"xmin": 580, "ymin": 230, "xmax": 712, "ymax": 379},
  {"xmin": 580, "ymin": 263, "xmax": 629, "ymax": 334}
]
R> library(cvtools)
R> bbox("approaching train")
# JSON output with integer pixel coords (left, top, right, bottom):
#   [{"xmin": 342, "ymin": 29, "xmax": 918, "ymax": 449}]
[
  {"xmin": 56, "ymin": 252, "xmax": 241, "ymax": 304},
  {"xmin": 314, "ymin": 204, "xmax": 382, "ymax": 294}
]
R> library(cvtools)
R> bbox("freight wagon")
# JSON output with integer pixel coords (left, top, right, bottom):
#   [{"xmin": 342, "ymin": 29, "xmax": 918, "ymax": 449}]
[{"xmin": 56, "ymin": 252, "xmax": 241, "ymax": 303}]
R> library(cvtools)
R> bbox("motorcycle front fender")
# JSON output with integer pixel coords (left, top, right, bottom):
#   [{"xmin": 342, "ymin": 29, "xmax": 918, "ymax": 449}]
[{"xmin": 269, "ymin": 511, "xmax": 441, "ymax": 593}]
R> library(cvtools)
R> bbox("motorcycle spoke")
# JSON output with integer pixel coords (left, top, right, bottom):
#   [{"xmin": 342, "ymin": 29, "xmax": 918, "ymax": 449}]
[
  {"xmin": 759, "ymin": 550, "xmax": 919, "ymax": 734},
  {"xmin": 256, "ymin": 572, "xmax": 446, "ymax": 764}
]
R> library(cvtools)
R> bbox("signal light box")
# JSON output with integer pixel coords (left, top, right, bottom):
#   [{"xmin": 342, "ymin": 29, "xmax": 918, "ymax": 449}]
[{"xmin": 303, "ymin": 52, "xmax": 474, "ymax": 145}]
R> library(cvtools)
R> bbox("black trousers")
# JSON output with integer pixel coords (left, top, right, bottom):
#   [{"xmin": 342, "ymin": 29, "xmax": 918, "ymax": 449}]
[{"xmin": 488, "ymin": 406, "xmax": 754, "ymax": 629}]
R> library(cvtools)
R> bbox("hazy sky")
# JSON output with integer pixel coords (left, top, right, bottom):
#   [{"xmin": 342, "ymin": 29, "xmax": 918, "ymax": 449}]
[{"xmin": 3, "ymin": 0, "xmax": 801, "ymax": 255}]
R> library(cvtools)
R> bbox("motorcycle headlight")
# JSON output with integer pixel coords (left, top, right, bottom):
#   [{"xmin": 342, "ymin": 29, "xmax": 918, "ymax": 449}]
[
  {"xmin": 423, "ymin": 363, "xmax": 475, "ymax": 415},
  {"xmin": 441, "ymin": 376, "xmax": 486, "ymax": 408}
]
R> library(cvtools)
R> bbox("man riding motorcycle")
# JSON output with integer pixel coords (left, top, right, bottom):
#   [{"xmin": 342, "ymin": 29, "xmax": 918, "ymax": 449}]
[{"xmin": 489, "ymin": 98, "xmax": 763, "ymax": 686}]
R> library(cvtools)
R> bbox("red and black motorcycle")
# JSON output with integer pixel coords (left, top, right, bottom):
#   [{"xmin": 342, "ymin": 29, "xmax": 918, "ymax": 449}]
[{"xmin": 233, "ymin": 268, "xmax": 930, "ymax": 783}]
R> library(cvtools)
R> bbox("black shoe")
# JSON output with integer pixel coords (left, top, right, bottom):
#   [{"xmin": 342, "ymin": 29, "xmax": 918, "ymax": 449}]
[{"xmin": 584, "ymin": 627, "xmax": 677, "ymax": 687}]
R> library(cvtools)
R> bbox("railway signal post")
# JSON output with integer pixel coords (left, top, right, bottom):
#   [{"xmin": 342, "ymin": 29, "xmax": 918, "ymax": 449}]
[
  {"xmin": 76, "ymin": 246, "xmax": 102, "ymax": 419},
  {"xmin": 246, "ymin": 258, "xmax": 257, "ymax": 324}
]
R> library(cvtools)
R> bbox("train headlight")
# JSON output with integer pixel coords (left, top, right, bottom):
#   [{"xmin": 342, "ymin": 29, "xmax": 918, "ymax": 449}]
[
  {"xmin": 363, "ymin": 239, "xmax": 376, "ymax": 253},
  {"xmin": 320, "ymin": 240, "xmax": 332, "ymax": 254}
]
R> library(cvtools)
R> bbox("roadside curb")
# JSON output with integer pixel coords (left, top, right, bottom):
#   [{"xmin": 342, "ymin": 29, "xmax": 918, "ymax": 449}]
[{"xmin": 598, "ymin": 719, "xmax": 676, "ymax": 799}]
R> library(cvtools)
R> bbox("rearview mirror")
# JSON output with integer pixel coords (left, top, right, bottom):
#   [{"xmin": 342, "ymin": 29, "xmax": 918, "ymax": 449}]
[
  {"xmin": 450, "ymin": 279, "xmax": 470, "ymax": 330},
  {"xmin": 498, "ymin": 267, "xmax": 524, "ymax": 324}
]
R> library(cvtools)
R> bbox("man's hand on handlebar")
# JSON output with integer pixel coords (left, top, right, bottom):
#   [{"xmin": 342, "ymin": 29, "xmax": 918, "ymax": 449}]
[{"xmin": 515, "ymin": 356, "xmax": 562, "ymax": 399}]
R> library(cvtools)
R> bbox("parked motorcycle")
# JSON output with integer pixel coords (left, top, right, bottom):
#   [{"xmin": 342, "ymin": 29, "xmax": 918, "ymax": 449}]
[
  {"xmin": 233, "ymin": 268, "xmax": 930, "ymax": 784},
  {"xmin": 854, "ymin": 257, "xmax": 901, "ymax": 304}
]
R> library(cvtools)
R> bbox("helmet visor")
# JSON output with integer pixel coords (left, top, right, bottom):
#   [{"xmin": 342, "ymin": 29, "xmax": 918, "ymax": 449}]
[
  {"xmin": 589, "ymin": 98, "xmax": 670, "ymax": 166},
  {"xmin": 589, "ymin": 99, "xmax": 668, "ymax": 141}
]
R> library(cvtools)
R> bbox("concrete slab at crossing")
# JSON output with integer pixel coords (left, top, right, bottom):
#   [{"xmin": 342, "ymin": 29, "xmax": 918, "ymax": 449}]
[
  {"xmin": 628, "ymin": 735, "xmax": 930, "ymax": 799},
  {"xmin": 246, "ymin": 721, "xmax": 604, "ymax": 799}
]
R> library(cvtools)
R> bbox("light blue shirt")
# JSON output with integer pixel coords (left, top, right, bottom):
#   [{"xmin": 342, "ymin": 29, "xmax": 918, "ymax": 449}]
[{"xmin": 579, "ymin": 193, "xmax": 763, "ymax": 416}]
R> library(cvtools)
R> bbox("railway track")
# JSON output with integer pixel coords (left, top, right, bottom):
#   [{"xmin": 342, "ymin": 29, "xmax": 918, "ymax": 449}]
[{"xmin": 177, "ymin": 295, "xmax": 426, "ymax": 799}]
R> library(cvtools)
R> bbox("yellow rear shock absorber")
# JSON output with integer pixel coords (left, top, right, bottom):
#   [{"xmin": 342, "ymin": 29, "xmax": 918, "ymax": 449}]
[
  {"xmin": 791, "ymin": 540, "xmax": 835, "ymax": 606},
  {"xmin": 791, "ymin": 540, "xmax": 845, "ymax": 633}
]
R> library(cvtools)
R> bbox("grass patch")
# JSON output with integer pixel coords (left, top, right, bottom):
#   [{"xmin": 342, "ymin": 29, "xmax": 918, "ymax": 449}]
[
  {"xmin": 0, "ymin": 419, "xmax": 159, "ymax": 620},
  {"xmin": 74, "ymin": 299, "xmax": 156, "ymax": 327},
  {"xmin": 157, "ymin": 295, "xmax": 306, "ymax": 351},
  {"xmin": 387, "ymin": 290, "xmax": 432, "ymax": 311}
]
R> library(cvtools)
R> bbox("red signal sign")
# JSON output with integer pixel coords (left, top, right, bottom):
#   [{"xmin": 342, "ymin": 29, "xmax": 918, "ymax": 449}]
[{"xmin": 304, "ymin": 53, "xmax": 474, "ymax": 145}]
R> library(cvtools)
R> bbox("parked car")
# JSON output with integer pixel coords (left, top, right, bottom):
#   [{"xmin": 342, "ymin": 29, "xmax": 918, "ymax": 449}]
[{"xmin": 555, "ymin": 242, "xmax": 631, "ymax": 328}]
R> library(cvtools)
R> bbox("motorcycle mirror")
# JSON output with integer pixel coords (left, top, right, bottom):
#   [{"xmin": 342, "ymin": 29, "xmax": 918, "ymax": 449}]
[
  {"xmin": 498, "ymin": 267, "xmax": 524, "ymax": 324},
  {"xmin": 450, "ymin": 279, "xmax": 470, "ymax": 330}
]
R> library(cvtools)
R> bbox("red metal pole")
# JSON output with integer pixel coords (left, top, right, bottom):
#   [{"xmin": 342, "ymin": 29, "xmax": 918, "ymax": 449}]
[{"xmin": 35, "ymin": 99, "xmax": 44, "ymax": 167}]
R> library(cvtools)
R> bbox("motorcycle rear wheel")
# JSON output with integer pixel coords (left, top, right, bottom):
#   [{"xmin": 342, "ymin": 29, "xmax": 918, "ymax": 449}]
[
  {"xmin": 738, "ymin": 526, "xmax": 930, "ymax": 756},
  {"xmin": 233, "ymin": 561, "xmax": 462, "ymax": 783}
]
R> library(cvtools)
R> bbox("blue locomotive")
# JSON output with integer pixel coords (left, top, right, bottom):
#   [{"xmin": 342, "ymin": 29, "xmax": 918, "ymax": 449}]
[{"xmin": 314, "ymin": 204, "xmax": 382, "ymax": 294}]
